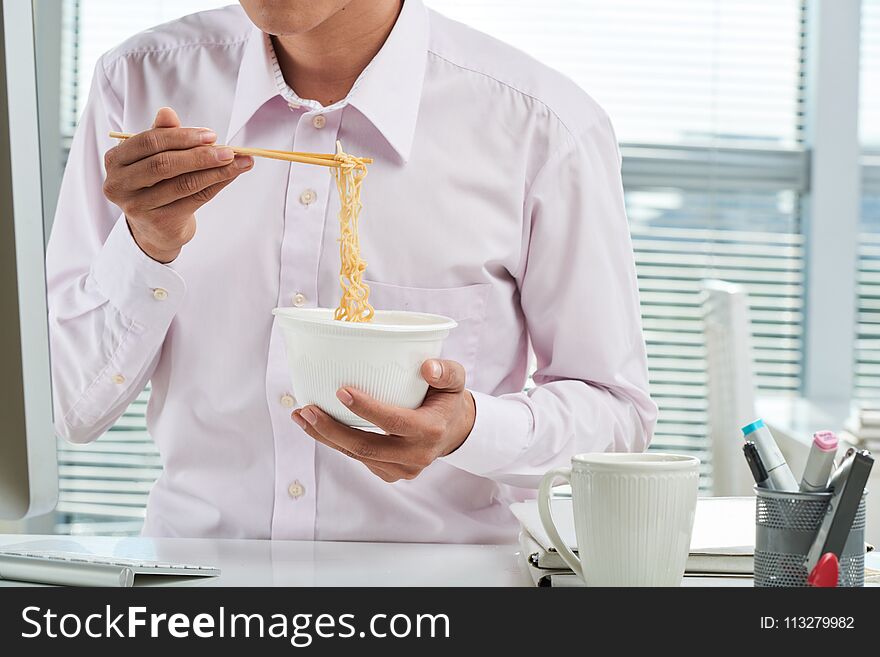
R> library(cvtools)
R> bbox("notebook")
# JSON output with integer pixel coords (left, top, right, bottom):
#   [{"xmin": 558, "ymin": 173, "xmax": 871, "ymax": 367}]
[
  {"xmin": 517, "ymin": 532, "xmax": 753, "ymax": 587},
  {"xmin": 511, "ymin": 496, "xmax": 756, "ymax": 580}
]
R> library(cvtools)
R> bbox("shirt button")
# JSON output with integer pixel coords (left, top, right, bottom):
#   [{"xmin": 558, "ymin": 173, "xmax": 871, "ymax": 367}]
[
  {"xmin": 152, "ymin": 288, "xmax": 168, "ymax": 301},
  {"xmin": 312, "ymin": 114, "xmax": 326, "ymax": 129},
  {"xmin": 288, "ymin": 481, "xmax": 305, "ymax": 499},
  {"xmin": 292, "ymin": 292, "xmax": 307, "ymax": 307},
  {"xmin": 299, "ymin": 189, "xmax": 317, "ymax": 206},
  {"xmin": 111, "ymin": 374, "xmax": 126, "ymax": 385},
  {"xmin": 280, "ymin": 394, "xmax": 295, "ymax": 408}
]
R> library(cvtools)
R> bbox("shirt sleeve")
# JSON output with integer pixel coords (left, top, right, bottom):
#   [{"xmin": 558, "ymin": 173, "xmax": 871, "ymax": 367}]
[
  {"xmin": 46, "ymin": 58, "xmax": 186, "ymax": 444},
  {"xmin": 441, "ymin": 112, "xmax": 658, "ymax": 488}
]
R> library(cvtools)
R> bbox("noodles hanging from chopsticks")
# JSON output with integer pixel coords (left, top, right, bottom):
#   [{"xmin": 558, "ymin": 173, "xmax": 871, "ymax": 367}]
[{"xmin": 331, "ymin": 142, "xmax": 374, "ymax": 323}]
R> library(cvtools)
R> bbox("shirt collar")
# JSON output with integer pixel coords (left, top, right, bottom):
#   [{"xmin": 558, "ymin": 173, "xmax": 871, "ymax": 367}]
[{"xmin": 225, "ymin": 0, "xmax": 428, "ymax": 163}]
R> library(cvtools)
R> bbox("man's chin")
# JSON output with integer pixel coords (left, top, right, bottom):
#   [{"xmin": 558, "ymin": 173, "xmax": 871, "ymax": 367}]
[{"xmin": 238, "ymin": 0, "xmax": 355, "ymax": 37}]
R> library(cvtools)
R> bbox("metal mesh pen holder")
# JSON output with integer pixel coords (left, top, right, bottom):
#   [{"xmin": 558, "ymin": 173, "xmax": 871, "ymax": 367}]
[{"xmin": 754, "ymin": 487, "xmax": 866, "ymax": 587}]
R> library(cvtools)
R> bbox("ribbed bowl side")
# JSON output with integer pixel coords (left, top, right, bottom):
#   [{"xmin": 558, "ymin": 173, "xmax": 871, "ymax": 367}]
[
  {"xmin": 276, "ymin": 316, "xmax": 448, "ymax": 426},
  {"xmin": 292, "ymin": 356, "xmax": 429, "ymax": 426}
]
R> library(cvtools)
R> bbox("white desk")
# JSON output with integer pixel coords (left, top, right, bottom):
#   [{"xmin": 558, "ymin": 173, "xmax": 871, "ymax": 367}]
[
  {"xmin": 2, "ymin": 534, "xmax": 877, "ymax": 587},
  {"xmin": 0, "ymin": 535, "xmax": 532, "ymax": 587}
]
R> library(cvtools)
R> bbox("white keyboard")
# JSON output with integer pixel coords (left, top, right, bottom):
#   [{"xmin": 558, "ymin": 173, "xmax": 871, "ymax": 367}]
[{"xmin": 0, "ymin": 549, "xmax": 220, "ymax": 587}]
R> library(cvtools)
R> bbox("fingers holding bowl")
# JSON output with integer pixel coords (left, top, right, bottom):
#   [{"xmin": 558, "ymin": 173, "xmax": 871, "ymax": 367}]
[
  {"xmin": 292, "ymin": 407, "xmax": 420, "ymax": 482},
  {"xmin": 292, "ymin": 405, "xmax": 410, "ymax": 464},
  {"xmin": 420, "ymin": 359, "xmax": 466, "ymax": 391},
  {"xmin": 334, "ymin": 387, "xmax": 421, "ymax": 436}
]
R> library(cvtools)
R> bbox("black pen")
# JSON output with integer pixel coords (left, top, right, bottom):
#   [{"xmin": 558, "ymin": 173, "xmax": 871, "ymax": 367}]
[{"xmin": 743, "ymin": 441, "xmax": 770, "ymax": 489}]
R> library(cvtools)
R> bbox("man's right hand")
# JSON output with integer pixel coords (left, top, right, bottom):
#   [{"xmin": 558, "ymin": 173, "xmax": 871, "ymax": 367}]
[{"xmin": 102, "ymin": 107, "xmax": 254, "ymax": 263}]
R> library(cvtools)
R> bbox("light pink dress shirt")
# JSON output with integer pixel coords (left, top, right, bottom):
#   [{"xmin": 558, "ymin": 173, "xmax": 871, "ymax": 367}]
[{"xmin": 46, "ymin": 0, "xmax": 656, "ymax": 542}]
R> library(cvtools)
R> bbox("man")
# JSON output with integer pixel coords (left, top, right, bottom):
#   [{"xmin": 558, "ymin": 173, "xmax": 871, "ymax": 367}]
[{"xmin": 47, "ymin": 0, "xmax": 656, "ymax": 542}]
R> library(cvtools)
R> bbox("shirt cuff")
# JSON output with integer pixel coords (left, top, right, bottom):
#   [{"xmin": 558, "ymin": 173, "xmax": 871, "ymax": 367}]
[
  {"xmin": 90, "ymin": 215, "xmax": 186, "ymax": 328},
  {"xmin": 440, "ymin": 390, "xmax": 534, "ymax": 476}
]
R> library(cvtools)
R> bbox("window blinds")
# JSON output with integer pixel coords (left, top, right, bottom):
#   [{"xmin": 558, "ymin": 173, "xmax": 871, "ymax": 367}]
[{"xmin": 857, "ymin": 1, "xmax": 880, "ymax": 401}]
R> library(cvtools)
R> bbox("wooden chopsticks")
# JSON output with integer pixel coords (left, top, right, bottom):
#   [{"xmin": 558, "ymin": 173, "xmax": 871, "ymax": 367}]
[{"xmin": 108, "ymin": 132, "xmax": 372, "ymax": 168}]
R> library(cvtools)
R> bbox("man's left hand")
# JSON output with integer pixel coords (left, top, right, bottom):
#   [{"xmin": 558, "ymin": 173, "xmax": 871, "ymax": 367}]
[{"xmin": 291, "ymin": 359, "xmax": 475, "ymax": 482}]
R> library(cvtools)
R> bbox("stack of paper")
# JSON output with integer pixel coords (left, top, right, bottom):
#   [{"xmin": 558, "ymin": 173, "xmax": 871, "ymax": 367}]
[
  {"xmin": 512, "ymin": 496, "xmax": 755, "ymax": 587},
  {"xmin": 844, "ymin": 402, "xmax": 880, "ymax": 452}
]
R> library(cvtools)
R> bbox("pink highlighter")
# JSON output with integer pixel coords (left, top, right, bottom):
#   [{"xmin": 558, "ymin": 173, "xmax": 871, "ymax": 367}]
[{"xmin": 799, "ymin": 431, "xmax": 839, "ymax": 493}]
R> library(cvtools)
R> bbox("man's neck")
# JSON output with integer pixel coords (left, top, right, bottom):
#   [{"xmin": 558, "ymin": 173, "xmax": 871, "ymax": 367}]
[{"xmin": 272, "ymin": 0, "xmax": 403, "ymax": 107}]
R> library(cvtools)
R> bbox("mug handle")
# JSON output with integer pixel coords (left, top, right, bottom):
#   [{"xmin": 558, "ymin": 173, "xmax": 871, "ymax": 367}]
[{"xmin": 538, "ymin": 467, "xmax": 583, "ymax": 581}]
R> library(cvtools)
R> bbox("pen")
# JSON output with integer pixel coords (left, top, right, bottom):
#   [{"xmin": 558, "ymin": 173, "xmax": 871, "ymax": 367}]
[
  {"xmin": 799, "ymin": 431, "xmax": 839, "ymax": 492},
  {"xmin": 742, "ymin": 441, "xmax": 770, "ymax": 488},
  {"xmin": 741, "ymin": 419, "xmax": 798, "ymax": 491},
  {"xmin": 805, "ymin": 449, "xmax": 874, "ymax": 572}
]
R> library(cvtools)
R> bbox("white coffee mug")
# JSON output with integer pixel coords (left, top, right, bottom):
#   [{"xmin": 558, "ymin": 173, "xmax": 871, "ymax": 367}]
[{"xmin": 538, "ymin": 452, "xmax": 700, "ymax": 587}]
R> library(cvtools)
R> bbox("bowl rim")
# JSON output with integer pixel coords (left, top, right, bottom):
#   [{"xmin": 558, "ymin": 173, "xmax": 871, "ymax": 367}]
[{"xmin": 272, "ymin": 307, "xmax": 458, "ymax": 333}]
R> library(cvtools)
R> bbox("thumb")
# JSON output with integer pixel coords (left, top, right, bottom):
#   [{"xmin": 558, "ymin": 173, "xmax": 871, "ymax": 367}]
[
  {"xmin": 421, "ymin": 359, "xmax": 466, "ymax": 392},
  {"xmin": 152, "ymin": 106, "xmax": 181, "ymax": 129}
]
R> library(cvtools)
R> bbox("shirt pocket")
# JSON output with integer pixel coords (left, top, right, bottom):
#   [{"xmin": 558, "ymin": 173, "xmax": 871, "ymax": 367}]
[{"xmin": 363, "ymin": 279, "xmax": 491, "ymax": 382}]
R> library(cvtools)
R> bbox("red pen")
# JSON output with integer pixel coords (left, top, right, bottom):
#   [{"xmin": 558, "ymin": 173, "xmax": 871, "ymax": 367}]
[{"xmin": 807, "ymin": 552, "xmax": 839, "ymax": 587}]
